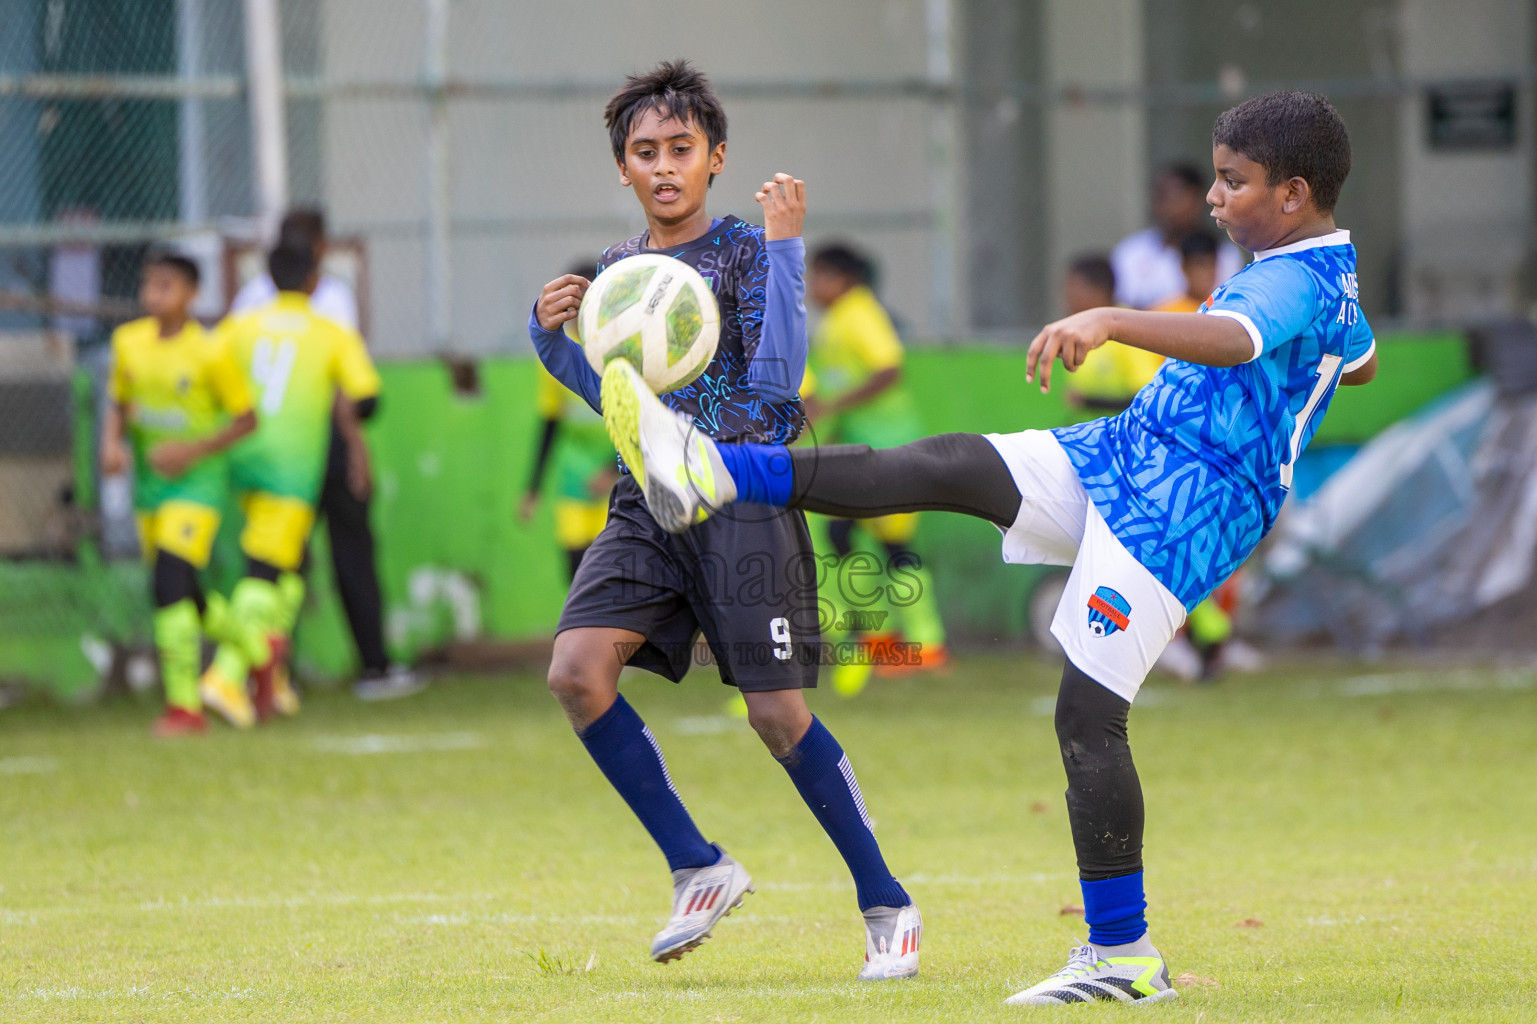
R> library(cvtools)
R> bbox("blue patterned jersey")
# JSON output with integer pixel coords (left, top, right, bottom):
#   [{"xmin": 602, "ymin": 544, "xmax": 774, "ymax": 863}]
[
  {"xmin": 1053, "ymin": 230, "xmax": 1375, "ymax": 609},
  {"xmin": 599, "ymin": 216, "xmax": 806, "ymax": 445}
]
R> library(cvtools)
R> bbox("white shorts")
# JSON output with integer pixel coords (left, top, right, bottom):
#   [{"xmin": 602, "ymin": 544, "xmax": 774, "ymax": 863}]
[{"xmin": 984, "ymin": 430, "xmax": 1187, "ymax": 702}]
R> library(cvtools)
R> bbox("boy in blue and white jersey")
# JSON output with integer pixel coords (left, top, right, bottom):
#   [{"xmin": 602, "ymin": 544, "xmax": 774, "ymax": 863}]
[
  {"xmin": 604, "ymin": 91, "xmax": 1375, "ymax": 1004},
  {"xmin": 528, "ymin": 60, "xmax": 920, "ymax": 980}
]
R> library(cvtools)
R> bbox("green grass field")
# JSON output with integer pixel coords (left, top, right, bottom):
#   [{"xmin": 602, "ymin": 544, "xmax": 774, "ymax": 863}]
[{"xmin": 2, "ymin": 653, "xmax": 1534, "ymax": 1022}]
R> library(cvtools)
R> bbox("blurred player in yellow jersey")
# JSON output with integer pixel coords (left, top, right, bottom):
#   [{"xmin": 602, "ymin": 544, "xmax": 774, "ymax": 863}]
[
  {"xmin": 101, "ymin": 254, "xmax": 257, "ymax": 737},
  {"xmin": 1153, "ymin": 231, "xmax": 1235, "ymax": 677},
  {"xmin": 803, "ymin": 243, "xmax": 948, "ymax": 698},
  {"xmin": 198, "ymin": 243, "xmax": 381, "ymax": 725},
  {"xmin": 1063, "ymin": 255, "xmax": 1165, "ymax": 414},
  {"xmin": 520, "ymin": 263, "xmax": 617, "ymax": 581},
  {"xmin": 1066, "ymin": 242, "xmax": 1237, "ymax": 679}
]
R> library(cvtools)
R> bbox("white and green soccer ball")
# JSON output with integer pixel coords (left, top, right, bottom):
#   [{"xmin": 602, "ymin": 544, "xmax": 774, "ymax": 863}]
[{"xmin": 576, "ymin": 253, "xmax": 720, "ymax": 394}]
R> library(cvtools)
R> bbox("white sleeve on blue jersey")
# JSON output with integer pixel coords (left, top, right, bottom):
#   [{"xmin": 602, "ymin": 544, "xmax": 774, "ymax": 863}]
[
  {"xmin": 1342, "ymin": 317, "xmax": 1375, "ymax": 372},
  {"xmin": 1203, "ymin": 257, "xmax": 1320, "ymax": 362}
]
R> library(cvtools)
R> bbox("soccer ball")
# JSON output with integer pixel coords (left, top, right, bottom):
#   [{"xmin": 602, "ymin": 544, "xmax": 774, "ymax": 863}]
[{"xmin": 578, "ymin": 253, "xmax": 720, "ymax": 394}]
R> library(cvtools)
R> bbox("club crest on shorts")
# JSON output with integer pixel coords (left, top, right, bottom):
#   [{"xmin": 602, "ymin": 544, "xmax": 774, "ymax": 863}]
[{"xmin": 1087, "ymin": 586, "xmax": 1131, "ymax": 637}]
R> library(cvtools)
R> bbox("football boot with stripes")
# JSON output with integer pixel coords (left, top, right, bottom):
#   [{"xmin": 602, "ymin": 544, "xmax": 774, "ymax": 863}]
[
  {"xmin": 1005, "ymin": 942, "xmax": 1177, "ymax": 1006},
  {"xmin": 858, "ymin": 902, "xmax": 922, "ymax": 981},
  {"xmin": 602, "ymin": 358, "xmax": 735, "ymax": 534},
  {"xmin": 650, "ymin": 847, "xmax": 754, "ymax": 963}
]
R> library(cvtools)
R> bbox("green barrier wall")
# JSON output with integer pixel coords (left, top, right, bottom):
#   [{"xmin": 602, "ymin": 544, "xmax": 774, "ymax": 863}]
[{"xmin": 0, "ymin": 332, "xmax": 1476, "ymax": 695}]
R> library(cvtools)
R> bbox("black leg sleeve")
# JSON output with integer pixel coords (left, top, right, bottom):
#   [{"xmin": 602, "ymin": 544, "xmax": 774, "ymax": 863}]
[
  {"xmin": 825, "ymin": 517, "xmax": 856, "ymax": 558},
  {"xmin": 152, "ymin": 551, "xmax": 203, "ymax": 611},
  {"xmin": 1055, "ymin": 658, "xmax": 1144, "ymax": 881},
  {"xmin": 787, "ymin": 433, "xmax": 1022, "ymax": 528},
  {"xmin": 321, "ymin": 458, "xmax": 389, "ymax": 673}
]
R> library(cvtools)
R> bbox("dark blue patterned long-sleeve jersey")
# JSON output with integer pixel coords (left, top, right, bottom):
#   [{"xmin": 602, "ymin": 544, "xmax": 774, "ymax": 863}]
[{"xmin": 598, "ymin": 216, "xmax": 806, "ymax": 445}]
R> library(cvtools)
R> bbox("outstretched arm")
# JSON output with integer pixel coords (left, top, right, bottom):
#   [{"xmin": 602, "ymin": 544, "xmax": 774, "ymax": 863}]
[
  {"xmin": 530, "ymin": 275, "xmax": 603, "ymax": 412},
  {"xmin": 744, "ymin": 174, "xmax": 809, "ymax": 403},
  {"xmin": 1026, "ymin": 308, "xmax": 1253, "ymax": 394},
  {"xmin": 146, "ymin": 410, "xmax": 258, "ymax": 479}
]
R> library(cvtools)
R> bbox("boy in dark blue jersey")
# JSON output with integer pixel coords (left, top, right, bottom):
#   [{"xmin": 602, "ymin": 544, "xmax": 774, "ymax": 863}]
[
  {"xmin": 607, "ymin": 91, "xmax": 1376, "ymax": 1004},
  {"xmin": 528, "ymin": 60, "xmax": 920, "ymax": 979}
]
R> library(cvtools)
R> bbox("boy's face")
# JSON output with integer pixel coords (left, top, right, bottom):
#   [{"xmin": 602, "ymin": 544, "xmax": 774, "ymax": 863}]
[
  {"xmin": 140, "ymin": 266, "xmax": 195, "ymax": 321},
  {"xmin": 1064, "ymin": 272, "xmax": 1112, "ymax": 315},
  {"xmin": 1207, "ymin": 144, "xmax": 1307, "ymax": 252},
  {"xmin": 617, "ymin": 108, "xmax": 726, "ymax": 229},
  {"xmin": 1183, "ymin": 254, "xmax": 1217, "ymax": 301}
]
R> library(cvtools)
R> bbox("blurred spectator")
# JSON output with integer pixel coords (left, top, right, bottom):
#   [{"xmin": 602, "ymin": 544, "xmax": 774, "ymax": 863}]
[
  {"xmin": 1062, "ymin": 254, "xmax": 1163, "ymax": 413},
  {"xmin": 1152, "ymin": 232, "xmax": 1221, "ymax": 313},
  {"xmin": 521, "ymin": 261, "xmax": 617, "ymax": 582},
  {"xmin": 1111, "ymin": 163, "xmax": 1244, "ymax": 309},
  {"xmin": 230, "ymin": 209, "xmax": 422, "ymax": 702}
]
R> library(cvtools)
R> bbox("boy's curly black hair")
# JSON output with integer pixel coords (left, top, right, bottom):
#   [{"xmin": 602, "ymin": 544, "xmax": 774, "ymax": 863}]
[
  {"xmin": 1212, "ymin": 91, "xmax": 1351, "ymax": 213},
  {"xmin": 605, "ymin": 60, "xmax": 727, "ymax": 185}
]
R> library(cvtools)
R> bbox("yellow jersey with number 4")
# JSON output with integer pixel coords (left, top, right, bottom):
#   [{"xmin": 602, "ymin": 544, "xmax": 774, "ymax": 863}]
[
  {"xmin": 218, "ymin": 292, "xmax": 380, "ymax": 502},
  {"xmin": 108, "ymin": 317, "xmax": 252, "ymax": 511}
]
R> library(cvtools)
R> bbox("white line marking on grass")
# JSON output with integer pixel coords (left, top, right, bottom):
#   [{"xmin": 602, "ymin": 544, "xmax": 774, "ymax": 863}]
[
  {"xmin": 763, "ymin": 871, "xmax": 1066, "ymax": 892},
  {"xmin": 137, "ymin": 891, "xmax": 484, "ymax": 912},
  {"xmin": 0, "ymin": 756, "xmax": 59, "ymax": 775},
  {"xmin": 310, "ymin": 731, "xmax": 485, "ymax": 755},
  {"xmin": 1337, "ymin": 669, "xmax": 1536, "ymax": 697},
  {"xmin": 672, "ymin": 716, "xmax": 740, "ymax": 735}
]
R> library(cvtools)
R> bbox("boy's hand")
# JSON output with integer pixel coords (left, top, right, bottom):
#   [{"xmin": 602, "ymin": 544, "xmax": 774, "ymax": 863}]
[
  {"xmin": 100, "ymin": 437, "xmax": 129, "ymax": 476},
  {"xmin": 756, "ymin": 173, "xmax": 806, "ymax": 240},
  {"xmin": 1026, "ymin": 309, "xmax": 1115, "ymax": 394},
  {"xmin": 147, "ymin": 439, "xmax": 202, "ymax": 479},
  {"xmin": 536, "ymin": 274, "xmax": 590, "ymax": 332}
]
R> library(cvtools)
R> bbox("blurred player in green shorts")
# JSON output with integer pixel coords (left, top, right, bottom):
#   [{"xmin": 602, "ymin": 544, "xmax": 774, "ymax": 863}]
[
  {"xmin": 804, "ymin": 243, "xmax": 947, "ymax": 697},
  {"xmin": 521, "ymin": 264, "xmax": 617, "ymax": 581},
  {"xmin": 199, "ymin": 243, "xmax": 381, "ymax": 725},
  {"xmin": 101, "ymin": 253, "xmax": 257, "ymax": 737}
]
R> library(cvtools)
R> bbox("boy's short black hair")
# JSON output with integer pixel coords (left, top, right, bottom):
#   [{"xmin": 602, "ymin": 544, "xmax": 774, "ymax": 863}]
[
  {"xmin": 1212, "ymin": 91, "xmax": 1351, "ymax": 213},
  {"xmin": 1067, "ymin": 254, "xmax": 1115, "ymax": 297},
  {"xmin": 1159, "ymin": 162, "xmax": 1206, "ymax": 193},
  {"xmin": 279, "ymin": 208, "xmax": 326, "ymax": 250},
  {"xmin": 605, "ymin": 60, "xmax": 727, "ymax": 183},
  {"xmin": 566, "ymin": 259, "xmax": 596, "ymax": 280},
  {"xmin": 269, "ymin": 242, "xmax": 316, "ymax": 292},
  {"xmin": 810, "ymin": 242, "xmax": 874, "ymax": 287},
  {"xmin": 1179, "ymin": 231, "xmax": 1219, "ymax": 262},
  {"xmin": 145, "ymin": 251, "xmax": 200, "ymax": 288}
]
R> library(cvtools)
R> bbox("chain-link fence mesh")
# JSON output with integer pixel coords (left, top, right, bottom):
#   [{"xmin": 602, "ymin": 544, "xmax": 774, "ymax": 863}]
[{"xmin": 2, "ymin": 0, "xmax": 1532, "ymax": 692}]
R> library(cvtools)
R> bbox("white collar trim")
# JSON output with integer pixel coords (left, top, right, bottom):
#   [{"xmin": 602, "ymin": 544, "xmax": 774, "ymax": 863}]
[{"xmin": 1253, "ymin": 229, "xmax": 1350, "ymax": 261}]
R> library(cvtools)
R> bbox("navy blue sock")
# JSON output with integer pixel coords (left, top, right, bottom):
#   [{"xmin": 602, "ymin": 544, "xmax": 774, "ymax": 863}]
[
  {"xmin": 1081, "ymin": 871, "xmax": 1148, "ymax": 947},
  {"xmin": 578, "ymin": 695, "xmax": 718, "ymax": 871},
  {"xmin": 776, "ymin": 716, "xmax": 909, "ymax": 911},
  {"xmin": 716, "ymin": 443, "xmax": 795, "ymax": 506}
]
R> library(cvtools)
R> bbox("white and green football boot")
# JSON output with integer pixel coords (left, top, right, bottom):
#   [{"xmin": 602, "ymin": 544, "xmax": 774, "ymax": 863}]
[
  {"xmin": 1004, "ymin": 941, "xmax": 1177, "ymax": 1006},
  {"xmin": 601, "ymin": 358, "xmax": 735, "ymax": 533},
  {"xmin": 650, "ymin": 848, "xmax": 754, "ymax": 963}
]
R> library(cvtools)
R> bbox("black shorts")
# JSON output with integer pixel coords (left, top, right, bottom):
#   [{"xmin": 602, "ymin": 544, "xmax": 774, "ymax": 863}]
[{"xmin": 558, "ymin": 475, "xmax": 822, "ymax": 691}]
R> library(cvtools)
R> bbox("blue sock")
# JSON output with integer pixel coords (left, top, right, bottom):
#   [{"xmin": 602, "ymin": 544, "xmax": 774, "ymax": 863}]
[
  {"xmin": 1081, "ymin": 871, "xmax": 1147, "ymax": 947},
  {"xmin": 716, "ymin": 443, "xmax": 794, "ymax": 506},
  {"xmin": 578, "ymin": 695, "xmax": 718, "ymax": 871},
  {"xmin": 777, "ymin": 716, "xmax": 909, "ymax": 911}
]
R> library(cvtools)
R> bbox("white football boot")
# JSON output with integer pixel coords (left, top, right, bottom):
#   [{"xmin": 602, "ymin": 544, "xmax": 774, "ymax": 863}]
[
  {"xmin": 601, "ymin": 358, "xmax": 735, "ymax": 534},
  {"xmin": 1005, "ymin": 941, "xmax": 1178, "ymax": 1006},
  {"xmin": 650, "ymin": 848, "xmax": 755, "ymax": 962},
  {"xmin": 858, "ymin": 902, "xmax": 923, "ymax": 981}
]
